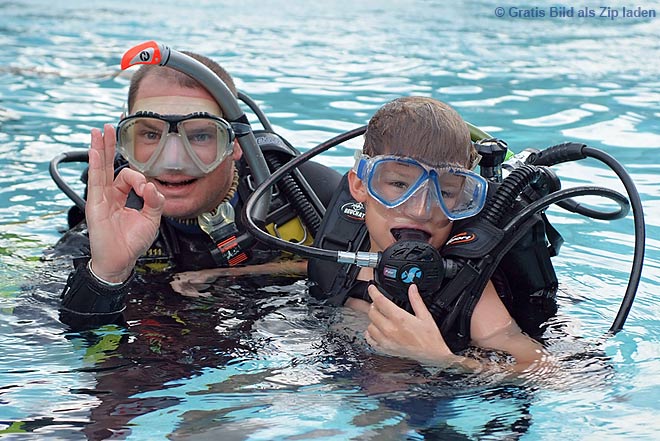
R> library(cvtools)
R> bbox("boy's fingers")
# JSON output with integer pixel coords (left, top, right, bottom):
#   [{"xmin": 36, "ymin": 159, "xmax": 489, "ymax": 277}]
[
  {"xmin": 365, "ymin": 324, "xmax": 384, "ymax": 347},
  {"xmin": 367, "ymin": 284, "xmax": 400, "ymax": 319},
  {"xmin": 408, "ymin": 285, "xmax": 432, "ymax": 320}
]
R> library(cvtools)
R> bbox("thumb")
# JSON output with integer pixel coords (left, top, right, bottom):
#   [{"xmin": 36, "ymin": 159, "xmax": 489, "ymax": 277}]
[{"xmin": 408, "ymin": 284, "xmax": 433, "ymax": 320}]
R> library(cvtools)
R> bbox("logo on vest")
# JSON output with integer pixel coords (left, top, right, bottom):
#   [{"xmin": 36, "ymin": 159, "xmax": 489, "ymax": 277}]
[
  {"xmin": 340, "ymin": 201, "xmax": 366, "ymax": 221},
  {"xmin": 446, "ymin": 231, "xmax": 477, "ymax": 246},
  {"xmin": 255, "ymin": 134, "xmax": 285, "ymax": 148}
]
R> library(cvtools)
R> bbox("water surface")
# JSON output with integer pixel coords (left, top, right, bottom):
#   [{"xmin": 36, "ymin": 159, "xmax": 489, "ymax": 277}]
[{"xmin": 1, "ymin": 1, "xmax": 659, "ymax": 439}]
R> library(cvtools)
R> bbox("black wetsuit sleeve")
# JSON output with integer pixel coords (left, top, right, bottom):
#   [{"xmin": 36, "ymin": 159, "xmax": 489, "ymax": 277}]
[
  {"xmin": 297, "ymin": 160, "xmax": 342, "ymax": 208},
  {"xmin": 59, "ymin": 259, "xmax": 134, "ymax": 331}
]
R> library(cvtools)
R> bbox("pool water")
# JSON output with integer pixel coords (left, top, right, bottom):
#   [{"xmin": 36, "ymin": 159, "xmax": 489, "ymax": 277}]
[{"xmin": 1, "ymin": 0, "xmax": 659, "ymax": 439}]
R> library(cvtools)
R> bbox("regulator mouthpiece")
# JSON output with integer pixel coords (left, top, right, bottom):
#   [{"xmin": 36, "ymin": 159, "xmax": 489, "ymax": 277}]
[{"xmin": 391, "ymin": 228, "xmax": 431, "ymax": 242}]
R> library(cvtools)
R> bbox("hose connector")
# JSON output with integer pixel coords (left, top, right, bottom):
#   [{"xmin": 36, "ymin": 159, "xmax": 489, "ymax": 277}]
[{"xmin": 337, "ymin": 251, "xmax": 380, "ymax": 268}]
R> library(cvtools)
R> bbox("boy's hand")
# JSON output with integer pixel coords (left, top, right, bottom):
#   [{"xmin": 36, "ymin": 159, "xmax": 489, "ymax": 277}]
[{"xmin": 365, "ymin": 283, "xmax": 454, "ymax": 363}]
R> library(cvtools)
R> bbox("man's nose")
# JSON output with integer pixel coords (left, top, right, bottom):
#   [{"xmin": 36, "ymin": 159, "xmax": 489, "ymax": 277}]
[{"xmin": 160, "ymin": 133, "xmax": 188, "ymax": 169}]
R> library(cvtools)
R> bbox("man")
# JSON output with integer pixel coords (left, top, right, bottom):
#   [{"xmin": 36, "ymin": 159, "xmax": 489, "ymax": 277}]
[{"xmin": 56, "ymin": 51, "xmax": 341, "ymax": 330}]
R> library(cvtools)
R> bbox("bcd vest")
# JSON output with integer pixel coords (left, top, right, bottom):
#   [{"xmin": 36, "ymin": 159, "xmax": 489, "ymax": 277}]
[{"xmin": 307, "ymin": 173, "xmax": 560, "ymax": 352}]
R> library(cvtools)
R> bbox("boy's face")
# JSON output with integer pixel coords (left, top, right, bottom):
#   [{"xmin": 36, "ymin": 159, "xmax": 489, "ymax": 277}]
[{"xmin": 348, "ymin": 170, "xmax": 454, "ymax": 252}]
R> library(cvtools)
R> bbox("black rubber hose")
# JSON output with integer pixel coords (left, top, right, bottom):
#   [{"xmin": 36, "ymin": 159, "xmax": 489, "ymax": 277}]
[
  {"xmin": 502, "ymin": 186, "xmax": 630, "ymax": 234},
  {"xmin": 497, "ymin": 184, "xmax": 639, "ymax": 333},
  {"xmin": 49, "ymin": 150, "xmax": 89, "ymax": 212},
  {"xmin": 583, "ymin": 146, "xmax": 647, "ymax": 333},
  {"xmin": 531, "ymin": 142, "xmax": 627, "ymax": 219},
  {"xmin": 531, "ymin": 141, "xmax": 587, "ymax": 166},
  {"xmin": 483, "ymin": 164, "xmax": 540, "ymax": 227},
  {"xmin": 530, "ymin": 142, "xmax": 645, "ymax": 332},
  {"xmin": 556, "ymin": 197, "xmax": 627, "ymax": 221},
  {"xmin": 264, "ymin": 151, "xmax": 322, "ymax": 236},
  {"xmin": 243, "ymin": 126, "xmax": 367, "ymax": 260}
]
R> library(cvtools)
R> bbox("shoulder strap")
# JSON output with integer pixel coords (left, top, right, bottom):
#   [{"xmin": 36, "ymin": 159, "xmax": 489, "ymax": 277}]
[
  {"xmin": 307, "ymin": 173, "xmax": 369, "ymax": 305},
  {"xmin": 432, "ymin": 207, "xmax": 560, "ymax": 351}
]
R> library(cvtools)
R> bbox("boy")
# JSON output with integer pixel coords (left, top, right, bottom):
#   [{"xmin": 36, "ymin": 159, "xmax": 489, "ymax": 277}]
[{"xmin": 338, "ymin": 97, "xmax": 547, "ymax": 370}]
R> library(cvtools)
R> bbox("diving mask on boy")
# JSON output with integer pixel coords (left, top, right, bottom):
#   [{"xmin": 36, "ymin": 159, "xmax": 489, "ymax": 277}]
[{"xmin": 354, "ymin": 154, "xmax": 488, "ymax": 220}]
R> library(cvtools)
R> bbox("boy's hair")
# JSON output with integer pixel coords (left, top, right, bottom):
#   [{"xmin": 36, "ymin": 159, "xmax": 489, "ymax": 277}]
[
  {"xmin": 363, "ymin": 96, "xmax": 477, "ymax": 168},
  {"xmin": 126, "ymin": 51, "xmax": 237, "ymax": 116}
]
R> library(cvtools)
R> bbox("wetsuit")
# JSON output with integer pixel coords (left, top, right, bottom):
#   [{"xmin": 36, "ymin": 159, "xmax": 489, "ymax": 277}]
[{"xmin": 56, "ymin": 152, "xmax": 341, "ymax": 331}]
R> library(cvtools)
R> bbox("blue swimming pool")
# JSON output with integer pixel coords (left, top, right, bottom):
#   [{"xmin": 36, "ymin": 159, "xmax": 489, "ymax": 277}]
[{"xmin": 1, "ymin": 0, "xmax": 659, "ymax": 439}]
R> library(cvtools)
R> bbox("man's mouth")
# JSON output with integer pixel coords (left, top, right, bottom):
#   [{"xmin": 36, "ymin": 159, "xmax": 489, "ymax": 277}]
[
  {"xmin": 155, "ymin": 178, "xmax": 198, "ymax": 187},
  {"xmin": 391, "ymin": 228, "xmax": 431, "ymax": 242}
]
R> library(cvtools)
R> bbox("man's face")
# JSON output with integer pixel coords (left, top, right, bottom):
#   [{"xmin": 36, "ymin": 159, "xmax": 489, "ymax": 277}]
[
  {"xmin": 348, "ymin": 171, "xmax": 453, "ymax": 252},
  {"xmin": 129, "ymin": 76, "xmax": 242, "ymax": 219}
]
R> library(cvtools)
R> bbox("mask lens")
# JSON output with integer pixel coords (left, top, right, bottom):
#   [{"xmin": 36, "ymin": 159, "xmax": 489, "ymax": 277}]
[
  {"xmin": 363, "ymin": 155, "xmax": 487, "ymax": 220},
  {"xmin": 118, "ymin": 117, "xmax": 169, "ymax": 167},
  {"xmin": 368, "ymin": 159, "xmax": 426, "ymax": 206},
  {"xmin": 433, "ymin": 169, "xmax": 487, "ymax": 218},
  {"xmin": 117, "ymin": 113, "xmax": 235, "ymax": 176},
  {"xmin": 179, "ymin": 118, "xmax": 230, "ymax": 166}
]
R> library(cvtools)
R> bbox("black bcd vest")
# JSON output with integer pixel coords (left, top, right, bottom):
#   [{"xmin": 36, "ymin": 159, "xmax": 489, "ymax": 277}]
[{"xmin": 307, "ymin": 172, "xmax": 559, "ymax": 352}]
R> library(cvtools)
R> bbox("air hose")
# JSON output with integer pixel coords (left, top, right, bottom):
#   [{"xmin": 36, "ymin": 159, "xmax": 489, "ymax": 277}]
[
  {"xmin": 526, "ymin": 142, "xmax": 645, "ymax": 333},
  {"xmin": 49, "ymin": 150, "xmax": 89, "ymax": 212},
  {"xmin": 528, "ymin": 142, "xmax": 630, "ymax": 220},
  {"xmin": 263, "ymin": 151, "xmax": 322, "ymax": 236},
  {"xmin": 483, "ymin": 164, "xmax": 541, "ymax": 226},
  {"xmin": 244, "ymin": 126, "xmax": 368, "ymax": 261}
]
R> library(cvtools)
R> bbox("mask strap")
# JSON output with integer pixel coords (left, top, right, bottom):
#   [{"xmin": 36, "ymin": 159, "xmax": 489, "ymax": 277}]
[{"xmin": 353, "ymin": 151, "xmax": 368, "ymax": 178}]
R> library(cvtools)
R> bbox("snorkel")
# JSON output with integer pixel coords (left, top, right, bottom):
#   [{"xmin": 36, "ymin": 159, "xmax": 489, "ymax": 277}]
[
  {"xmin": 120, "ymin": 41, "xmax": 276, "ymax": 266},
  {"xmin": 120, "ymin": 40, "xmax": 271, "ymax": 224}
]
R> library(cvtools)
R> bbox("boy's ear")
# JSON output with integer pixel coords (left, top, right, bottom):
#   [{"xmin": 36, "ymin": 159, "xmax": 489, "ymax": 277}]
[{"xmin": 348, "ymin": 170, "xmax": 368, "ymax": 202}]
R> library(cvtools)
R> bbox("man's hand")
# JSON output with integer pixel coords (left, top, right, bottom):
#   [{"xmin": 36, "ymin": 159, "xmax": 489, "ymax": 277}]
[{"xmin": 86, "ymin": 124, "xmax": 164, "ymax": 283}]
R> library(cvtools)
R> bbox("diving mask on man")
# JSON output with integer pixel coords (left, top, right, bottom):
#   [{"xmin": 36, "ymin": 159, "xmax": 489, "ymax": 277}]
[
  {"xmin": 116, "ymin": 97, "xmax": 238, "ymax": 177},
  {"xmin": 354, "ymin": 154, "xmax": 488, "ymax": 220}
]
